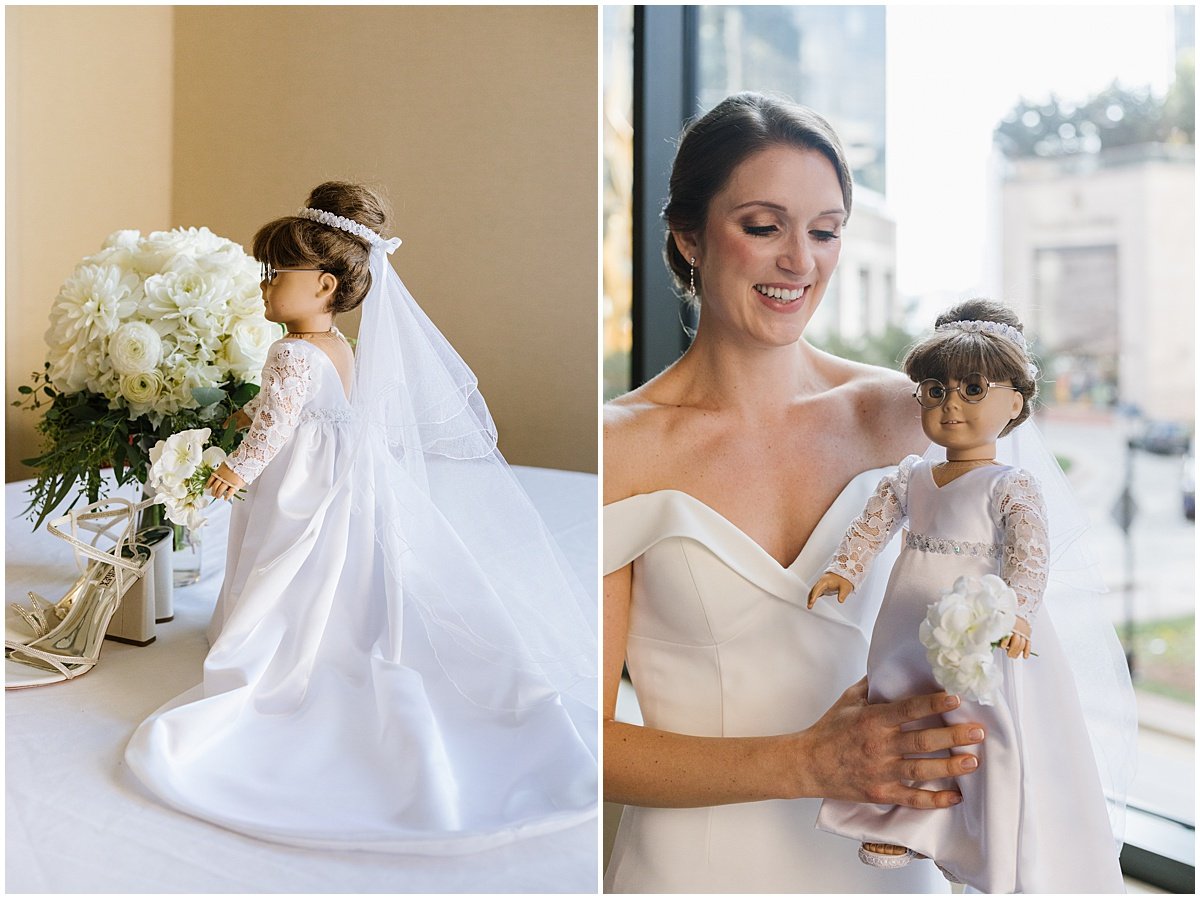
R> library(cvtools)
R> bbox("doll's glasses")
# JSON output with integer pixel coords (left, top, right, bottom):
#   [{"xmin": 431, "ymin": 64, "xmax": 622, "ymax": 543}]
[
  {"xmin": 261, "ymin": 263, "xmax": 325, "ymax": 285},
  {"xmin": 913, "ymin": 373, "xmax": 1022, "ymax": 409}
]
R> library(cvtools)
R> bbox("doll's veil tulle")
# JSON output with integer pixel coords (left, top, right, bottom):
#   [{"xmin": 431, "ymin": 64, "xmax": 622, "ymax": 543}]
[
  {"xmin": 924, "ymin": 421, "xmax": 1137, "ymax": 847},
  {"xmin": 333, "ymin": 240, "xmax": 597, "ymax": 715}
]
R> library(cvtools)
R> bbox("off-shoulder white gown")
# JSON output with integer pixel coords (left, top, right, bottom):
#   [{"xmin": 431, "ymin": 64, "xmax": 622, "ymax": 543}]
[{"xmin": 603, "ymin": 468, "xmax": 947, "ymax": 893}]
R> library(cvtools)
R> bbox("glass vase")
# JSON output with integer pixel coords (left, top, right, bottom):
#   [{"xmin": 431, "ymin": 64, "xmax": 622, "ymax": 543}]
[{"xmin": 171, "ymin": 523, "xmax": 202, "ymax": 587}]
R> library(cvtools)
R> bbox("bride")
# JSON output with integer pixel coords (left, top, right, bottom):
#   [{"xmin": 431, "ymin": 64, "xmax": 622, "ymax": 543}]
[{"xmin": 603, "ymin": 94, "xmax": 984, "ymax": 893}]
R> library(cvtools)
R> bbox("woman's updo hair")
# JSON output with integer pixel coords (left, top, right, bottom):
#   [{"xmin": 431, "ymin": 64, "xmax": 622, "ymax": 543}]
[
  {"xmin": 252, "ymin": 181, "xmax": 391, "ymax": 314},
  {"xmin": 902, "ymin": 299, "xmax": 1039, "ymax": 438},
  {"xmin": 663, "ymin": 92, "xmax": 853, "ymax": 302}
]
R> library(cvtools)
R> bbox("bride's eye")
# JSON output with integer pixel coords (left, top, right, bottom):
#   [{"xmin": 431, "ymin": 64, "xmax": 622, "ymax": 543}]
[
  {"xmin": 811, "ymin": 230, "xmax": 840, "ymax": 243},
  {"xmin": 743, "ymin": 224, "xmax": 778, "ymax": 236}
]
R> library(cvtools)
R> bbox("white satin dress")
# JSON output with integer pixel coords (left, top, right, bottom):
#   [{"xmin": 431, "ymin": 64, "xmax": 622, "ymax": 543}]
[
  {"xmin": 125, "ymin": 338, "xmax": 597, "ymax": 852},
  {"xmin": 603, "ymin": 469, "xmax": 948, "ymax": 894},
  {"xmin": 815, "ymin": 456, "xmax": 1124, "ymax": 893}
]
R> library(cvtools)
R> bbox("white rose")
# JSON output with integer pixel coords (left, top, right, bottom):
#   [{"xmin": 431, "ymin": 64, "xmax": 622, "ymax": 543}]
[
  {"xmin": 224, "ymin": 318, "xmax": 278, "ymax": 379},
  {"xmin": 46, "ymin": 340, "xmax": 91, "ymax": 393},
  {"xmin": 109, "ymin": 321, "xmax": 163, "ymax": 375}
]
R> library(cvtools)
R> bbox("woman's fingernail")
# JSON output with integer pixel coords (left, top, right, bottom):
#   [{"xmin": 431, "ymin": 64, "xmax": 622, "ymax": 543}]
[
  {"xmin": 968, "ymin": 728, "xmax": 984, "ymax": 741},
  {"xmin": 943, "ymin": 695, "xmax": 960, "ymax": 710},
  {"xmin": 949, "ymin": 794, "xmax": 962, "ymax": 805},
  {"xmin": 961, "ymin": 756, "xmax": 978, "ymax": 770}
]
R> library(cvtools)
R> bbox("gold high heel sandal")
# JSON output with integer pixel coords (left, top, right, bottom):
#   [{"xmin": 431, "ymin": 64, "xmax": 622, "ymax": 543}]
[{"xmin": 5, "ymin": 498, "xmax": 153, "ymax": 689}]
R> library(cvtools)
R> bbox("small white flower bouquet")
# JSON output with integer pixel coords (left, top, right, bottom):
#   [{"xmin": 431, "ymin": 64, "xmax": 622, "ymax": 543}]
[
  {"xmin": 146, "ymin": 428, "xmax": 229, "ymax": 530},
  {"xmin": 918, "ymin": 574, "xmax": 1019, "ymax": 705}
]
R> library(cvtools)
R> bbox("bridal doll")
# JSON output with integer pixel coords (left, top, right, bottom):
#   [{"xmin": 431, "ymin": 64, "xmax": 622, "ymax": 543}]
[
  {"xmin": 807, "ymin": 300, "xmax": 1128, "ymax": 893},
  {"xmin": 125, "ymin": 181, "xmax": 597, "ymax": 853}
]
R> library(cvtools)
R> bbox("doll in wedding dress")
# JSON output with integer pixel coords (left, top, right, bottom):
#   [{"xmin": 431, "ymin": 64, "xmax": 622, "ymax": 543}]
[
  {"xmin": 125, "ymin": 182, "xmax": 597, "ymax": 853},
  {"xmin": 808, "ymin": 300, "xmax": 1134, "ymax": 893}
]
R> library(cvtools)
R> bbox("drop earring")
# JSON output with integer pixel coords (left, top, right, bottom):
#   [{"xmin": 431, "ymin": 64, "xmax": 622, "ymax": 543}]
[{"xmin": 689, "ymin": 257, "xmax": 696, "ymax": 299}]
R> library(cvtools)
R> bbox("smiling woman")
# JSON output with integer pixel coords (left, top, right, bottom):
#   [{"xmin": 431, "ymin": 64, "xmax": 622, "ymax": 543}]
[{"xmin": 602, "ymin": 92, "xmax": 978, "ymax": 894}]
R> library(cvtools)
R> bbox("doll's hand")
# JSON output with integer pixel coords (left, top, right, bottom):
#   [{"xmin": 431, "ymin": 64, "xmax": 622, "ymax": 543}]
[
  {"xmin": 206, "ymin": 462, "xmax": 245, "ymax": 501},
  {"xmin": 999, "ymin": 616, "xmax": 1032, "ymax": 659},
  {"xmin": 807, "ymin": 572, "xmax": 853, "ymax": 609},
  {"xmin": 223, "ymin": 409, "xmax": 252, "ymax": 431}
]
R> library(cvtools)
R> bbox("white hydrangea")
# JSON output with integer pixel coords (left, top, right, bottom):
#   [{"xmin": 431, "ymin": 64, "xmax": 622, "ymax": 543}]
[
  {"xmin": 919, "ymin": 575, "xmax": 1019, "ymax": 706},
  {"xmin": 40, "ymin": 227, "xmax": 272, "ymax": 424}
]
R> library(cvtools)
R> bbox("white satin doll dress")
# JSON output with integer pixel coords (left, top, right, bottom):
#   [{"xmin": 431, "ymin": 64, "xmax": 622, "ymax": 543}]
[
  {"xmin": 814, "ymin": 455, "xmax": 1124, "ymax": 893},
  {"xmin": 125, "ymin": 337, "xmax": 597, "ymax": 852}
]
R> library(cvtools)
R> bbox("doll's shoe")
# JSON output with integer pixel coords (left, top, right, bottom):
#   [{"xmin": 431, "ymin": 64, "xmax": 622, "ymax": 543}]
[
  {"xmin": 858, "ymin": 842, "xmax": 914, "ymax": 868},
  {"xmin": 5, "ymin": 498, "xmax": 152, "ymax": 689}
]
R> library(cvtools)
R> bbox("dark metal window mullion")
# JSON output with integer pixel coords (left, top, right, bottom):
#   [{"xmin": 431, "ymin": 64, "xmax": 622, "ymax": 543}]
[{"xmin": 631, "ymin": 5, "xmax": 699, "ymax": 389}]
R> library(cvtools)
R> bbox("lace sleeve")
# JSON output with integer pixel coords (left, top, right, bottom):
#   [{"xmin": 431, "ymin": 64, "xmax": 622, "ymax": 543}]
[
  {"xmin": 225, "ymin": 343, "xmax": 311, "ymax": 485},
  {"xmin": 995, "ymin": 468, "xmax": 1049, "ymax": 623},
  {"xmin": 827, "ymin": 454, "xmax": 920, "ymax": 588},
  {"xmin": 240, "ymin": 391, "xmax": 264, "ymax": 423}
]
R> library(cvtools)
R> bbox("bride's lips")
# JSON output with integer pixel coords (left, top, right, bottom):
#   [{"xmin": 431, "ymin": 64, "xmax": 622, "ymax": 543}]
[{"xmin": 753, "ymin": 283, "xmax": 808, "ymax": 314}]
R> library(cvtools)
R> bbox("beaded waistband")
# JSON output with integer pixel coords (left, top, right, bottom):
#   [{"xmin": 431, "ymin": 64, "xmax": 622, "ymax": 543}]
[
  {"xmin": 300, "ymin": 408, "xmax": 355, "ymax": 425},
  {"xmin": 905, "ymin": 531, "xmax": 1001, "ymax": 559}
]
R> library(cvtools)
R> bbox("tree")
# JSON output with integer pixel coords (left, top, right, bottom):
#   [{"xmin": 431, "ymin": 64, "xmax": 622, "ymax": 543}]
[{"xmin": 994, "ymin": 60, "xmax": 1195, "ymax": 158}]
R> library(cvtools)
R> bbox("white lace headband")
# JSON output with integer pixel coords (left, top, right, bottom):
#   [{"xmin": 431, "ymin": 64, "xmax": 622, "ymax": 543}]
[
  {"xmin": 296, "ymin": 207, "xmax": 402, "ymax": 253},
  {"xmin": 936, "ymin": 319, "xmax": 1028, "ymax": 351}
]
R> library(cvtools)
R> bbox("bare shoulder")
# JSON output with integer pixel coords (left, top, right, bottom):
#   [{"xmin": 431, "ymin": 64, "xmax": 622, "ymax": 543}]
[
  {"xmin": 604, "ymin": 389, "xmax": 669, "ymax": 504},
  {"xmin": 812, "ymin": 349, "xmax": 927, "ymax": 462}
]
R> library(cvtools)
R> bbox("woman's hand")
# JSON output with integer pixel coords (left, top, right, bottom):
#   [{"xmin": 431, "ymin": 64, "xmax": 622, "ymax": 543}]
[
  {"xmin": 792, "ymin": 677, "xmax": 984, "ymax": 809},
  {"xmin": 999, "ymin": 616, "xmax": 1032, "ymax": 659},
  {"xmin": 807, "ymin": 572, "xmax": 853, "ymax": 608},
  {"xmin": 206, "ymin": 463, "xmax": 245, "ymax": 501}
]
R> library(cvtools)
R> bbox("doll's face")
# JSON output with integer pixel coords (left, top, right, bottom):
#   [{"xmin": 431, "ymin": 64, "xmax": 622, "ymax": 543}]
[
  {"xmin": 919, "ymin": 373, "xmax": 1024, "ymax": 457},
  {"xmin": 260, "ymin": 268, "xmax": 337, "ymax": 326},
  {"xmin": 672, "ymin": 145, "xmax": 845, "ymax": 346}
]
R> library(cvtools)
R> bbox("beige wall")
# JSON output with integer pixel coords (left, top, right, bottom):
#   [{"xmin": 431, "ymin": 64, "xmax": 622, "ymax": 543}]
[
  {"xmin": 6, "ymin": 6, "xmax": 175, "ymax": 480},
  {"xmin": 7, "ymin": 5, "xmax": 598, "ymax": 480}
]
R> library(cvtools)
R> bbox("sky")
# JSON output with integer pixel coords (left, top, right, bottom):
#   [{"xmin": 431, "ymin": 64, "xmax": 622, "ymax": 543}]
[{"xmin": 885, "ymin": 4, "xmax": 1179, "ymax": 303}]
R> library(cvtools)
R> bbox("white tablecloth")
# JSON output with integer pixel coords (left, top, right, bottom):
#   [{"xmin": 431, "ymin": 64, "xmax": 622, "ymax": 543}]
[{"xmin": 5, "ymin": 469, "xmax": 598, "ymax": 893}]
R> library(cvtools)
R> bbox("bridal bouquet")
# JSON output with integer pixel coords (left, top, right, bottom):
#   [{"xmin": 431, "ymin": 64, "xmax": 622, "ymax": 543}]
[
  {"xmin": 15, "ymin": 227, "xmax": 279, "ymax": 528},
  {"xmin": 146, "ymin": 428, "xmax": 228, "ymax": 530},
  {"xmin": 918, "ymin": 574, "xmax": 1019, "ymax": 705}
]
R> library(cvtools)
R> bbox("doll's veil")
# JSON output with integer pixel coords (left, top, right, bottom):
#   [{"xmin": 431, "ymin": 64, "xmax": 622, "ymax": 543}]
[
  {"xmin": 924, "ymin": 421, "xmax": 1138, "ymax": 847},
  {"xmin": 305, "ymin": 222, "xmax": 597, "ymax": 719}
]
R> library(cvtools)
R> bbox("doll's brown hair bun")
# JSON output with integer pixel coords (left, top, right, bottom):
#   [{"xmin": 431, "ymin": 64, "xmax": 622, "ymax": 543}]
[
  {"xmin": 252, "ymin": 181, "xmax": 392, "ymax": 314},
  {"xmin": 902, "ymin": 298, "xmax": 1039, "ymax": 438}
]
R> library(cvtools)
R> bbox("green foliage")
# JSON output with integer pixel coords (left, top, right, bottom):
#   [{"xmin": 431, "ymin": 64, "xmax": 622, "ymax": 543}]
[
  {"xmin": 12, "ymin": 366, "xmax": 259, "ymax": 530},
  {"xmin": 810, "ymin": 323, "xmax": 918, "ymax": 372},
  {"xmin": 995, "ymin": 59, "xmax": 1196, "ymax": 158}
]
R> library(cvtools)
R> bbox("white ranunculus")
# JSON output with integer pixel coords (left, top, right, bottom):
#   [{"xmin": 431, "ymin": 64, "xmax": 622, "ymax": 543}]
[
  {"xmin": 119, "ymin": 371, "xmax": 165, "ymax": 416},
  {"xmin": 224, "ymin": 318, "xmax": 279, "ymax": 379},
  {"xmin": 108, "ymin": 321, "xmax": 163, "ymax": 375},
  {"xmin": 137, "ymin": 226, "xmax": 227, "ymax": 272}
]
